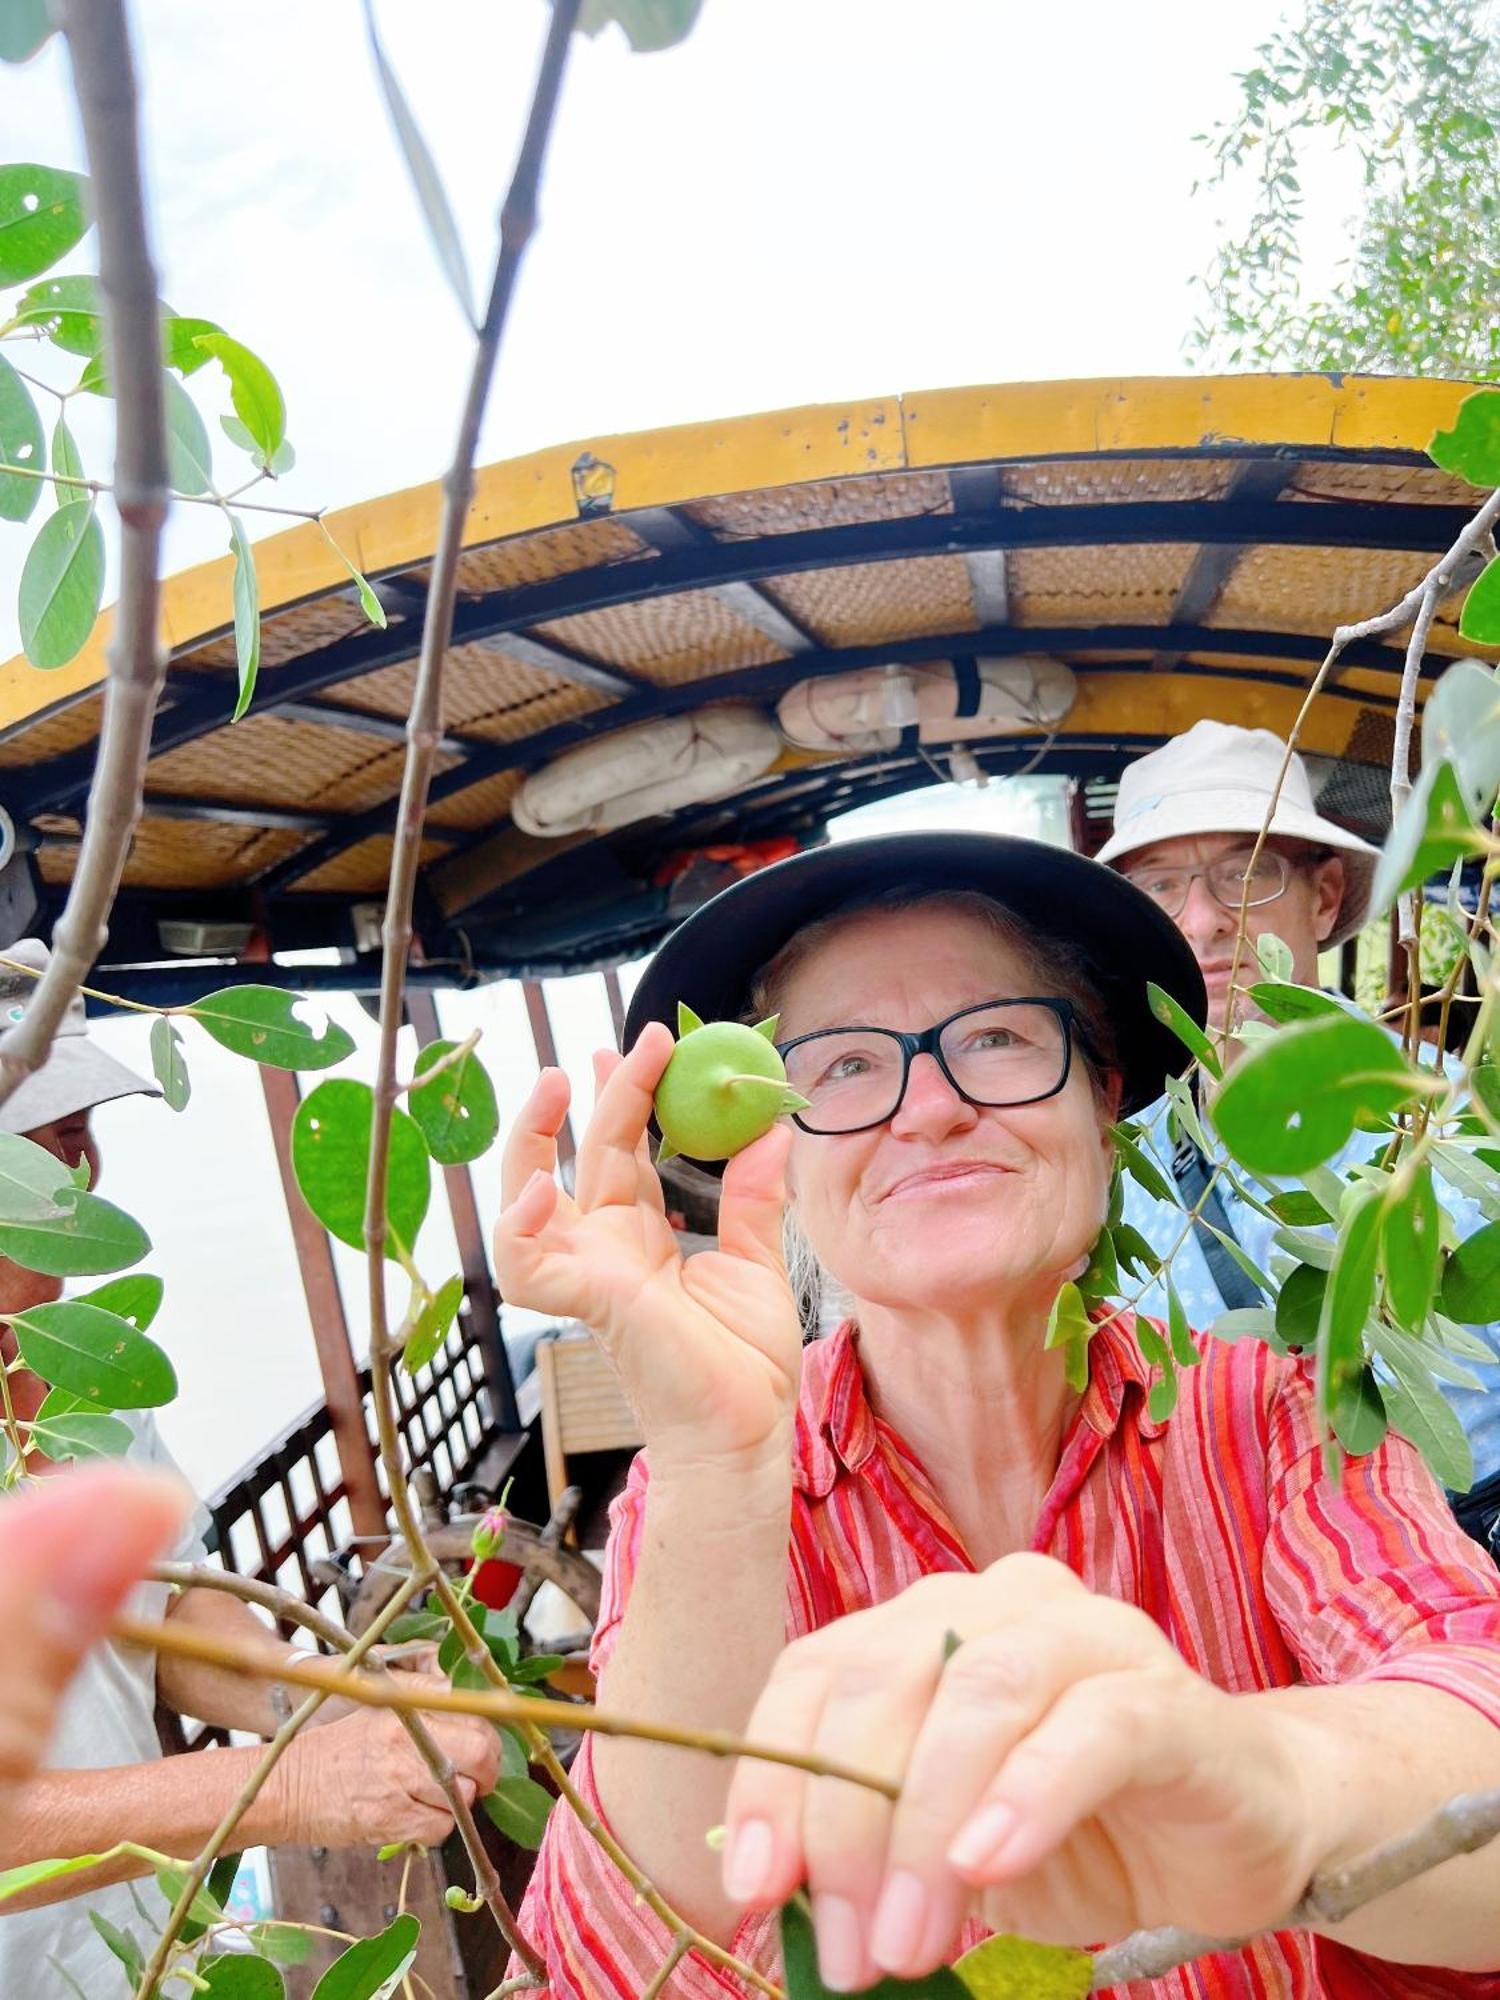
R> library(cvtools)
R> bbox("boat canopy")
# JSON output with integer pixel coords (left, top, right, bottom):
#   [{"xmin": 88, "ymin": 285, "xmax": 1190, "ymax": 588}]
[{"xmin": 1, "ymin": 374, "xmax": 1492, "ymax": 1003}]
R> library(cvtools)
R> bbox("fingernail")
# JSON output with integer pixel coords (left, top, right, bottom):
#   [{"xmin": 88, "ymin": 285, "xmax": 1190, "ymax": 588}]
[
  {"xmin": 870, "ymin": 1869, "xmax": 931, "ymax": 1973},
  {"xmin": 813, "ymin": 1895, "xmax": 864, "ymax": 1993},
  {"xmin": 722, "ymin": 1818, "xmax": 775, "ymax": 1902},
  {"xmin": 949, "ymin": 1799, "xmax": 1018, "ymax": 1872}
]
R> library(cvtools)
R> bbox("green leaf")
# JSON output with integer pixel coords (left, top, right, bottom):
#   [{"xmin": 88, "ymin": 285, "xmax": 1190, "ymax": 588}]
[
  {"xmin": 1472, "ymin": 1064, "xmax": 1500, "ymax": 1128},
  {"xmin": 1422, "ymin": 659, "xmax": 1500, "ymax": 818},
  {"xmin": 1206, "ymin": 1305, "xmax": 1281, "ymax": 1346},
  {"xmin": 1110, "ymin": 1221, "xmax": 1161, "ymax": 1279},
  {"xmin": 1212, "ymin": 1012, "xmax": 1426, "ymax": 1176},
  {"xmin": 75, "ymin": 1272, "xmax": 163, "ymax": 1331},
  {"xmin": 0, "ymin": 1186, "xmax": 150, "ymax": 1276},
  {"xmin": 18, "ymin": 498, "xmax": 104, "ymax": 669},
  {"xmin": 1164, "ymin": 1275, "xmax": 1198, "ymax": 1368},
  {"xmin": 0, "ymin": 1851, "xmax": 115, "ymax": 1903},
  {"xmin": 247, "ymin": 1923, "xmax": 313, "ymax": 1967},
  {"xmin": 1200, "ymin": 1219, "xmax": 1274, "ymax": 1297},
  {"xmin": 11, "ymin": 272, "xmax": 101, "ymax": 355},
  {"xmin": 1043, "ymin": 1280, "xmax": 1093, "ymax": 1393},
  {"xmin": 1460, "ymin": 553, "xmax": 1500, "ymax": 647},
  {"xmin": 1110, "ymin": 1124, "xmax": 1175, "ymax": 1206},
  {"xmin": 0, "ymin": 164, "xmax": 88, "ymax": 285},
  {"xmin": 1078, "ymin": 1226, "xmax": 1117, "ymax": 1299},
  {"xmin": 362, "ymin": 0, "xmax": 474, "ymax": 323},
  {"xmin": 201, "ymin": 1957, "xmax": 287, "ymax": 1998},
  {"xmin": 507, "ymin": 1652, "xmax": 567, "ymax": 1685},
  {"xmin": 154, "ymin": 1863, "xmax": 225, "ymax": 1929},
  {"xmin": 1316, "ymin": 1186, "xmax": 1382, "ymax": 1436},
  {"xmin": 1245, "ymin": 982, "xmax": 1346, "ymax": 1026},
  {"xmin": 163, "ymin": 371, "xmax": 213, "ymax": 496},
  {"xmin": 1430, "ymin": 390, "xmax": 1500, "ymax": 487},
  {"xmin": 780, "ymin": 1898, "xmax": 967, "ymax": 1999},
  {"xmin": 1440, "ymin": 1217, "xmax": 1500, "ymax": 1322},
  {"xmin": 576, "ymin": 0, "xmax": 706, "ymax": 52},
  {"xmin": 11, "ymin": 1299, "xmax": 176, "ymax": 1409},
  {"xmin": 1431, "ymin": 1140, "xmax": 1500, "ymax": 1221},
  {"xmin": 1134, "ymin": 1314, "xmax": 1179, "ymax": 1422},
  {"xmin": 408, "ymin": 1040, "xmax": 499, "ymax": 1164},
  {"xmin": 384, "ymin": 1609, "xmax": 447, "ymax": 1645},
  {"xmin": 955, "ymin": 1932, "xmax": 1093, "ymax": 2000},
  {"xmin": 0, "ymin": 0, "xmax": 54, "ymax": 62},
  {"xmin": 310, "ymin": 1914, "xmax": 420, "ymax": 2000},
  {"xmin": 319, "ymin": 525, "xmax": 387, "ymax": 629},
  {"xmin": 29, "ymin": 1397, "xmax": 132, "ymax": 1460},
  {"xmin": 1269, "ymin": 1188, "xmax": 1332, "ymax": 1227},
  {"xmin": 188, "ymin": 985, "xmax": 355, "ymax": 1070},
  {"xmin": 0, "ymin": 351, "xmax": 43, "ymax": 522},
  {"xmin": 403, "ymin": 1272, "xmax": 463, "ymax": 1375},
  {"xmin": 185, "ymin": 1850, "xmax": 243, "ymax": 1946},
  {"xmin": 292, "ymin": 1078, "xmax": 430, "ymax": 1258},
  {"xmin": 1252, "ymin": 932, "xmax": 1293, "ymax": 982},
  {"xmin": 1371, "ymin": 759, "xmax": 1486, "ymax": 915},
  {"xmin": 1146, "ymin": 980, "xmax": 1221, "ymax": 1079},
  {"xmin": 1276, "ymin": 1260, "xmax": 1326, "ymax": 1350},
  {"xmin": 221, "ymin": 412, "xmax": 294, "ymax": 476},
  {"xmin": 193, "ymin": 331, "xmax": 286, "ymax": 462},
  {"xmin": 479, "ymin": 1774, "xmax": 555, "ymax": 1849},
  {"xmin": 1330, "ymin": 1365, "xmax": 1387, "ymax": 1458},
  {"xmin": 150, "ymin": 1016, "xmax": 191, "ymax": 1112},
  {"xmin": 49, "ymin": 413, "xmax": 82, "ymax": 507},
  {"xmin": 0, "ymin": 1127, "xmax": 74, "ymax": 1220},
  {"xmin": 1381, "ymin": 1165, "xmax": 1440, "ymax": 1333},
  {"xmin": 227, "ymin": 513, "xmax": 261, "ymax": 721},
  {"xmin": 88, "ymin": 1911, "xmax": 144, "ymax": 1984},
  {"xmin": 1274, "ymin": 1224, "xmax": 1334, "ymax": 1271},
  {"xmin": 1377, "ymin": 1340, "xmax": 1475, "ymax": 1491}
]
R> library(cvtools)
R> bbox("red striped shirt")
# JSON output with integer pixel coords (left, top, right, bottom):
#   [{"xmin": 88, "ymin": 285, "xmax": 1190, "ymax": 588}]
[{"xmin": 517, "ymin": 1316, "xmax": 1500, "ymax": 1996}]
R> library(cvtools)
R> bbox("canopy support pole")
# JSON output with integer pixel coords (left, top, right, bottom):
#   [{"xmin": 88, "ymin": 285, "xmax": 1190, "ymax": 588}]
[
  {"xmin": 522, "ymin": 978, "xmax": 577, "ymax": 1175},
  {"xmin": 258, "ymin": 1064, "xmax": 386, "ymax": 1539},
  {"xmin": 602, "ymin": 967, "xmax": 626, "ymax": 1050},
  {"xmin": 405, "ymin": 989, "xmax": 521, "ymax": 1433}
]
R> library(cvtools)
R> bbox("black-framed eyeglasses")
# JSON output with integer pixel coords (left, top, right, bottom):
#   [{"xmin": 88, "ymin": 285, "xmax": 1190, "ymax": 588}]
[
  {"xmin": 1120, "ymin": 848, "xmax": 1291, "ymax": 921},
  {"xmin": 776, "ymin": 997, "xmax": 1079, "ymax": 1136}
]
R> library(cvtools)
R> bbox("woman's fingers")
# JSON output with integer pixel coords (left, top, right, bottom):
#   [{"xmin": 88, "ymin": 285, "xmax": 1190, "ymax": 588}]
[
  {"xmin": 722, "ymin": 1650, "xmax": 837, "ymax": 1912},
  {"xmin": 716, "ymin": 1121, "xmax": 792, "ymax": 1274},
  {"xmin": 499, "ymin": 1067, "xmax": 571, "ymax": 1206},
  {"xmin": 593, "ymin": 1049, "xmax": 668, "ymax": 1217},
  {"xmin": 573, "ymin": 1024, "xmax": 674, "ymax": 1214}
]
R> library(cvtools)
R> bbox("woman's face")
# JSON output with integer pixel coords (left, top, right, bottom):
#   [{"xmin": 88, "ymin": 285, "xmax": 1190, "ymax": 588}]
[{"xmin": 776, "ymin": 906, "xmax": 1118, "ymax": 1319}]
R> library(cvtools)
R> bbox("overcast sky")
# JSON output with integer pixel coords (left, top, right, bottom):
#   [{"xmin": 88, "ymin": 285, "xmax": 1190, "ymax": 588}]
[{"xmin": 0, "ymin": 0, "xmax": 1358, "ymax": 1492}]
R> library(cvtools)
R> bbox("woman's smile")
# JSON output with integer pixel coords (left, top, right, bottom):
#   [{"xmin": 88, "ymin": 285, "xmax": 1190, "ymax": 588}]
[{"xmin": 877, "ymin": 1159, "xmax": 1016, "ymax": 1203}]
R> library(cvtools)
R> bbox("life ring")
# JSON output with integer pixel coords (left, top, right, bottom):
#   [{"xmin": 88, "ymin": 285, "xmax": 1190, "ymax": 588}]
[{"xmin": 776, "ymin": 657, "xmax": 1075, "ymax": 753}]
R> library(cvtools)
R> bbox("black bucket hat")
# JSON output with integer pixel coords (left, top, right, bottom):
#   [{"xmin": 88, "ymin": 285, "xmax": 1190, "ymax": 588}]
[{"xmin": 624, "ymin": 831, "xmax": 1206, "ymax": 1146}]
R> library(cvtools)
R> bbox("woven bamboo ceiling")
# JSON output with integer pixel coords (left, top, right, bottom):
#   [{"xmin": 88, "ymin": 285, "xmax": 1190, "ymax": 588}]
[{"xmin": 1, "ymin": 375, "xmax": 1493, "ymax": 1002}]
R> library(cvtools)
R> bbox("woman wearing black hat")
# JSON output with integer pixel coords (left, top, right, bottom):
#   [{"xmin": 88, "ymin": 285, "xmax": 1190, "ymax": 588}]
[{"xmin": 494, "ymin": 833, "xmax": 1500, "ymax": 1998}]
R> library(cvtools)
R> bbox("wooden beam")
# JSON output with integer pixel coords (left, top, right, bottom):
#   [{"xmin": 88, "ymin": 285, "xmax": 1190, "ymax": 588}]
[
  {"xmin": 522, "ymin": 979, "xmax": 576, "ymax": 1176},
  {"xmin": 257, "ymin": 1064, "xmax": 386, "ymax": 1539}
]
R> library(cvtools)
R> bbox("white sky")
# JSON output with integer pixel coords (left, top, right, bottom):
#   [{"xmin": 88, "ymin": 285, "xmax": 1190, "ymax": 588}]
[{"xmin": 0, "ymin": 0, "xmax": 1361, "ymax": 1492}]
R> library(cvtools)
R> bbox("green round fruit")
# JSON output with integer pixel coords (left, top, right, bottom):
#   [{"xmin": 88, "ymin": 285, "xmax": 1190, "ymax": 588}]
[{"xmin": 653, "ymin": 1004, "xmax": 807, "ymax": 1162}]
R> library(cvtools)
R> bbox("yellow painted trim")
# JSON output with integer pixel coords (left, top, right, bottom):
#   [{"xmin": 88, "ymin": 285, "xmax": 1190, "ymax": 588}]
[{"xmin": 0, "ymin": 374, "xmax": 1481, "ymax": 737}]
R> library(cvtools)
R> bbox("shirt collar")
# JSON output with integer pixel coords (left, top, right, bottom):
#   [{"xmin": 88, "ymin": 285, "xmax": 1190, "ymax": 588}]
[{"xmin": 792, "ymin": 1306, "xmax": 1167, "ymax": 1501}]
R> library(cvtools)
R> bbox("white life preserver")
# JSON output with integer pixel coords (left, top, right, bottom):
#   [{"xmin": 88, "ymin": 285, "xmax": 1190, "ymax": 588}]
[
  {"xmin": 776, "ymin": 657, "xmax": 1075, "ymax": 753},
  {"xmin": 511, "ymin": 703, "xmax": 782, "ymax": 838}
]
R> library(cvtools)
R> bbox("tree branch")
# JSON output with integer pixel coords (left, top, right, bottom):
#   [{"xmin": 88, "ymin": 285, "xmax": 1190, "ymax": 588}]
[{"xmin": 0, "ymin": 0, "xmax": 169, "ymax": 1105}]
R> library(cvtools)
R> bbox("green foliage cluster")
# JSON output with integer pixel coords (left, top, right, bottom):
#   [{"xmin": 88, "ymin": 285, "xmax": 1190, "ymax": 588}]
[{"xmin": 1189, "ymin": 0, "xmax": 1500, "ymax": 379}]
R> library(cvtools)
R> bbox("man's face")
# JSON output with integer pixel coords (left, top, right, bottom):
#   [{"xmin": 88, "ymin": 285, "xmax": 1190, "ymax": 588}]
[
  {"xmin": 0, "ymin": 1112, "xmax": 98, "ymax": 1363},
  {"xmin": 1120, "ymin": 832, "xmax": 1344, "ymax": 1034},
  {"xmin": 27, "ymin": 1109, "xmax": 99, "ymax": 1187}
]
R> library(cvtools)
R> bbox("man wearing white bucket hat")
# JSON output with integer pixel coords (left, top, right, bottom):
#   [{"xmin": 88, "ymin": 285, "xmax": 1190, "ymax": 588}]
[
  {"xmin": 0, "ymin": 941, "xmax": 501, "ymax": 2000},
  {"xmin": 1099, "ymin": 722, "xmax": 1500, "ymax": 1541}
]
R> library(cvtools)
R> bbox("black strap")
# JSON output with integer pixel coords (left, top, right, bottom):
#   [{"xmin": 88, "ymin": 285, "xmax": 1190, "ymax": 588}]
[{"xmin": 1169, "ymin": 1134, "xmax": 1264, "ymax": 1312}]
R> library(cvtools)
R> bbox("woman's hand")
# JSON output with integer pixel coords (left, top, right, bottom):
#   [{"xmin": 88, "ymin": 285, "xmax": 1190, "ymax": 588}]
[
  {"xmin": 720, "ymin": 1556, "xmax": 1328, "ymax": 1988},
  {"xmin": 493, "ymin": 1024, "xmax": 804, "ymax": 1473}
]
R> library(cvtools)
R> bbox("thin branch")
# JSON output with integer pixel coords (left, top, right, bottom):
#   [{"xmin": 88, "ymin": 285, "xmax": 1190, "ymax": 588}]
[
  {"xmin": 112, "ymin": 1610, "xmax": 897, "ymax": 1799},
  {"xmin": 398, "ymin": 1025, "xmax": 483, "ymax": 1096},
  {"xmin": 0, "ymin": 457, "xmax": 325, "ymax": 522},
  {"xmin": 134, "ymin": 1567, "xmax": 425, "ymax": 1999},
  {"xmin": 1091, "ymin": 1786, "xmax": 1500, "ymax": 1989},
  {"xmin": 0, "ymin": 0, "xmax": 168, "ymax": 1109},
  {"xmin": 641, "ymin": 1932, "xmax": 693, "ymax": 2000}
]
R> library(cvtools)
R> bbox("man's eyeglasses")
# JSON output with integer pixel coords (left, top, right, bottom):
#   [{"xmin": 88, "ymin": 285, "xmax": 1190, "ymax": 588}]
[
  {"xmin": 776, "ymin": 997, "xmax": 1078, "ymax": 1136},
  {"xmin": 1121, "ymin": 848, "xmax": 1292, "ymax": 922}
]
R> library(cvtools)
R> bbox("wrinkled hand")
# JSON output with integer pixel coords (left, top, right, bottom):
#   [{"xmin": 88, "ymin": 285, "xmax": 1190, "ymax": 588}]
[
  {"xmin": 721, "ymin": 1556, "xmax": 1324, "ymax": 1988},
  {"xmin": 275, "ymin": 1702, "xmax": 501, "ymax": 1849},
  {"xmin": 493, "ymin": 1026, "xmax": 803, "ymax": 1470}
]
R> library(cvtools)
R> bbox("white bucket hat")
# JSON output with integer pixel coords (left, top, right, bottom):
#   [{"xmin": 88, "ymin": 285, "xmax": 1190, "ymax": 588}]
[
  {"xmin": 0, "ymin": 939, "xmax": 158, "ymax": 1134},
  {"xmin": 1095, "ymin": 720, "xmax": 1379, "ymax": 949}
]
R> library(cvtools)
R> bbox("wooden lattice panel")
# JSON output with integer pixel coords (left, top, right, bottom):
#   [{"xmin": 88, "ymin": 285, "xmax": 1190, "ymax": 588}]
[
  {"xmin": 446, "ymin": 518, "xmax": 652, "ymax": 595},
  {"xmin": 1285, "ymin": 461, "xmax": 1481, "ymax": 508},
  {"xmin": 683, "ymin": 470, "xmax": 952, "ymax": 540},
  {"xmin": 1000, "ymin": 456, "xmax": 1241, "ymax": 505},
  {"xmin": 765, "ymin": 553, "xmax": 979, "ymax": 647},
  {"xmin": 322, "ymin": 641, "xmax": 612, "ymax": 739},
  {"xmin": 179, "ymin": 595, "xmax": 374, "ymax": 675},
  {"xmin": 1006, "ymin": 543, "xmax": 1197, "ymax": 625},
  {"xmin": 1208, "ymin": 544, "xmax": 1440, "ymax": 640},
  {"xmin": 145, "ymin": 717, "xmax": 463, "ymax": 814},
  {"xmin": 532, "ymin": 589, "xmax": 787, "ymax": 687},
  {"xmin": 289, "ymin": 832, "xmax": 454, "ymax": 895},
  {"xmin": 0, "ymin": 690, "xmax": 103, "ymax": 762},
  {"xmin": 425, "ymin": 769, "xmax": 527, "ymax": 833},
  {"xmin": 38, "ymin": 817, "xmax": 310, "ymax": 889}
]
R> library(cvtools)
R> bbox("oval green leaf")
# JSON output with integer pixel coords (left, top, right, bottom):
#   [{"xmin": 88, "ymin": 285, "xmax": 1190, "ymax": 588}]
[
  {"xmin": 201, "ymin": 1956, "xmax": 286, "ymax": 1998},
  {"xmin": 292, "ymin": 1078, "xmax": 430, "ymax": 1258},
  {"xmin": 955, "ymin": 1932, "xmax": 1093, "ymax": 2000},
  {"xmin": 310, "ymin": 1913, "xmax": 420, "ymax": 2000},
  {"xmin": 780, "ymin": 1897, "xmax": 967, "ymax": 2000},
  {"xmin": 0, "ymin": 163, "xmax": 88, "ymax": 286},
  {"xmin": 50, "ymin": 411, "xmax": 82, "ymax": 505},
  {"xmin": 188, "ymin": 986, "xmax": 355, "ymax": 1071},
  {"xmin": 1146, "ymin": 980, "xmax": 1221, "ymax": 1079},
  {"xmin": 1460, "ymin": 552, "xmax": 1500, "ymax": 648},
  {"xmin": 19, "ymin": 498, "xmax": 104, "ymax": 669},
  {"xmin": 150, "ymin": 1015, "xmax": 191, "ymax": 1112},
  {"xmin": 1276, "ymin": 1260, "xmax": 1326, "ymax": 1351},
  {"xmin": 1381, "ymin": 1163, "xmax": 1440, "ymax": 1334},
  {"xmin": 1422, "ymin": 659, "xmax": 1500, "ymax": 817},
  {"xmin": 1246, "ymin": 982, "xmax": 1347, "ymax": 1026},
  {"xmin": 0, "ymin": 1127, "xmax": 74, "ymax": 1219},
  {"xmin": 75, "ymin": 1272, "xmax": 164, "ymax": 1331},
  {"xmin": 0, "ymin": 351, "xmax": 42, "ymax": 522},
  {"xmin": 11, "ymin": 1298, "xmax": 176, "ymax": 1409},
  {"xmin": 227, "ymin": 514, "xmax": 261, "ymax": 721},
  {"xmin": 409, "ymin": 1040, "xmax": 499, "ymax": 1164},
  {"xmin": 12, "ymin": 272, "xmax": 102, "ymax": 355},
  {"xmin": 1430, "ymin": 389, "xmax": 1500, "ymax": 488},
  {"xmin": 164, "ymin": 371, "xmax": 213, "ymax": 496},
  {"xmin": 193, "ymin": 331, "xmax": 285, "ymax": 461},
  {"xmin": 403, "ymin": 1272, "xmax": 463, "ymax": 1375},
  {"xmin": 363, "ymin": 0, "xmax": 474, "ymax": 324},
  {"xmin": 1371, "ymin": 759, "xmax": 1485, "ymax": 915},
  {"xmin": 480, "ymin": 1774, "xmax": 554, "ymax": 1850},
  {"xmin": 1212, "ymin": 1012, "xmax": 1426, "ymax": 1177},
  {"xmin": 576, "ymin": 0, "xmax": 706, "ymax": 52},
  {"xmin": 1440, "ymin": 1217, "xmax": 1500, "ymax": 1323},
  {"xmin": 29, "ymin": 1401, "xmax": 133, "ymax": 1462},
  {"xmin": 0, "ymin": 0, "xmax": 55, "ymax": 62},
  {"xmin": 1330, "ymin": 1364, "xmax": 1388, "ymax": 1459},
  {"xmin": 1377, "ymin": 1338, "xmax": 1474, "ymax": 1492},
  {"xmin": 0, "ymin": 1188, "xmax": 151, "ymax": 1275},
  {"xmin": 1316, "ymin": 1186, "xmax": 1382, "ymax": 1436}
]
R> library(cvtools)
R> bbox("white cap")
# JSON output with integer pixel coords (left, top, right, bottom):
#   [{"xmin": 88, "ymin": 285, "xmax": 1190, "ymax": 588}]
[
  {"xmin": 0, "ymin": 940, "xmax": 159, "ymax": 1134},
  {"xmin": 1096, "ymin": 720, "xmax": 1379, "ymax": 947}
]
